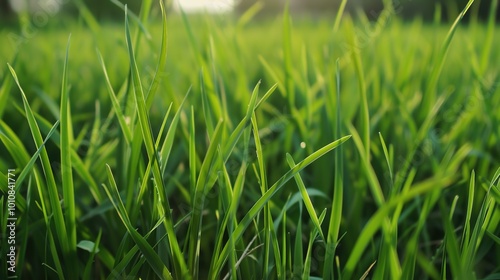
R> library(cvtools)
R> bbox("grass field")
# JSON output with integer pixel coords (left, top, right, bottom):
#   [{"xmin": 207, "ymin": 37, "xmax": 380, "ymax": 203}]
[{"xmin": 1, "ymin": 0, "xmax": 500, "ymax": 279}]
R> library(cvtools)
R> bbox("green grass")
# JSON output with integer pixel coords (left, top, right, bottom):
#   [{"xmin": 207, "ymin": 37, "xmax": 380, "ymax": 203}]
[{"xmin": 1, "ymin": 0, "xmax": 500, "ymax": 279}]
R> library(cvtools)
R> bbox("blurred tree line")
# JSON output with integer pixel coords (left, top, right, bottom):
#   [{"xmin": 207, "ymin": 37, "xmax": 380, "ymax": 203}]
[
  {"xmin": 236, "ymin": 0, "xmax": 498, "ymax": 21},
  {"xmin": 0, "ymin": 0, "xmax": 497, "ymax": 21},
  {"xmin": 0, "ymin": 0, "xmax": 11, "ymax": 16},
  {"xmin": 0, "ymin": 0, "xmax": 142, "ymax": 19},
  {"xmin": 67, "ymin": 0, "xmax": 142, "ymax": 19}
]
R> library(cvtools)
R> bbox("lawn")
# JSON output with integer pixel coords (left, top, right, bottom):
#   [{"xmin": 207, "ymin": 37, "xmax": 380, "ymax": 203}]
[{"xmin": 1, "ymin": 0, "xmax": 500, "ymax": 279}]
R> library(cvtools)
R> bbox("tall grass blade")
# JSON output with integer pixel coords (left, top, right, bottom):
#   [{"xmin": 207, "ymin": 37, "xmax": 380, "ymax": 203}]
[
  {"xmin": 378, "ymin": 132, "xmax": 393, "ymax": 187},
  {"xmin": 8, "ymin": 64, "xmax": 70, "ymax": 274},
  {"xmin": 324, "ymin": 59, "xmax": 344, "ymax": 279},
  {"xmin": 421, "ymin": 0, "xmax": 475, "ymax": 118},
  {"xmin": 283, "ymin": 2, "xmax": 295, "ymax": 109},
  {"xmin": 347, "ymin": 20, "xmax": 370, "ymax": 161},
  {"xmin": 0, "ymin": 58, "xmax": 16, "ymax": 118},
  {"xmin": 200, "ymin": 70, "xmax": 215, "ymax": 137},
  {"xmin": 145, "ymin": 0, "xmax": 168, "ymax": 107},
  {"xmin": 208, "ymin": 125, "xmax": 252, "ymax": 278},
  {"xmin": 347, "ymin": 123, "xmax": 385, "ymax": 206},
  {"xmin": 188, "ymin": 119, "xmax": 223, "ymax": 279},
  {"xmin": 480, "ymin": 0, "xmax": 498, "ymax": 71},
  {"xmin": 59, "ymin": 37, "xmax": 78, "ymax": 277},
  {"xmin": 251, "ymin": 110, "xmax": 272, "ymax": 278},
  {"xmin": 124, "ymin": 6, "xmax": 188, "ymax": 277},
  {"xmin": 160, "ymin": 88, "xmax": 191, "ymax": 175}
]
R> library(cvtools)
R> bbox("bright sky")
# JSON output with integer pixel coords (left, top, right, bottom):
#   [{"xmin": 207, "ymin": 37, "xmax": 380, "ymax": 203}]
[
  {"xmin": 174, "ymin": 0, "xmax": 235, "ymax": 13},
  {"xmin": 9, "ymin": 0, "xmax": 234, "ymax": 14}
]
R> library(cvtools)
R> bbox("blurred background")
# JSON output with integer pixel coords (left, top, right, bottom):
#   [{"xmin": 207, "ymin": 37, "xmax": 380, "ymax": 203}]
[{"xmin": 0, "ymin": 0, "xmax": 498, "ymax": 21}]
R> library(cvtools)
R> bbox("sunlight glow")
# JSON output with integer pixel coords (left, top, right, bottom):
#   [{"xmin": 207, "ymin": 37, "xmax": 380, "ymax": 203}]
[{"xmin": 173, "ymin": 0, "xmax": 234, "ymax": 13}]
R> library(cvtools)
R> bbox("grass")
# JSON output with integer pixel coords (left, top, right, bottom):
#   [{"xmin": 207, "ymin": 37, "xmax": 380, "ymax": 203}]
[{"xmin": 1, "ymin": 0, "xmax": 500, "ymax": 279}]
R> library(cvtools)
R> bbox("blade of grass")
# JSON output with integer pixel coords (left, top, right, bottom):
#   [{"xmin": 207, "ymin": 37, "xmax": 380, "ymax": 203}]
[
  {"xmin": 222, "ymin": 235, "xmax": 261, "ymax": 280},
  {"xmin": 10, "ymin": 101, "xmax": 103, "ymax": 202},
  {"xmin": 461, "ymin": 192, "xmax": 496, "ymax": 276},
  {"xmin": 293, "ymin": 204, "xmax": 304, "ymax": 278},
  {"xmin": 439, "ymin": 197, "xmax": 465, "ymax": 279},
  {"xmin": 333, "ymin": 0, "xmax": 349, "ymax": 32},
  {"xmin": 486, "ymin": 231, "xmax": 500, "ymax": 245},
  {"xmin": 255, "ymin": 83, "xmax": 279, "ymax": 110},
  {"xmin": 129, "ymin": 102, "xmax": 172, "ymax": 223},
  {"xmin": 415, "ymin": 251, "xmax": 440, "ymax": 280},
  {"xmin": 462, "ymin": 170, "xmax": 475, "ymax": 246},
  {"xmin": 221, "ymin": 80, "xmax": 261, "ymax": 160},
  {"xmin": 251, "ymin": 110, "xmax": 272, "ymax": 278},
  {"xmin": 82, "ymin": 230, "xmax": 102, "ymax": 280},
  {"xmin": 215, "ymin": 149, "xmax": 237, "ymax": 280},
  {"xmin": 16, "ymin": 176, "xmax": 32, "ymax": 280},
  {"xmin": 259, "ymin": 56, "xmax": 285, "ymax": 95},
  {"xmin": 110, "ymin": 0, "xmax": 152, "ymax": 40},
  {"xmin": 97, "ymin": 50, "xmax": 133, "ymax": 144},
  {"xmin": 286, "ymin": 154, "xmax": 324, "ymax": 240},
  {"xmin": 205, "ymin": 81, "xmax": 271, "ymax": 193},
  {"xmin": 236, "ymin": 1, "xmax": 263, "ymax": 29},
  {"xmin": 189, "ymin": 106, "xmax": 196, "ymax": 195},
  {"xmin": 303, "ymin": 209, "xmax": 327, "ymax": 279},
  {"xmin": 46, "ymin": 220, "xmax": 65, "ymax": 280},
  {"xmin": 269, "ymin": 209, "xmax": 283, "ymax": 279},
  {"xmin": 282, "ymin": 202, "xmax": 288, "ymax": 280}
]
